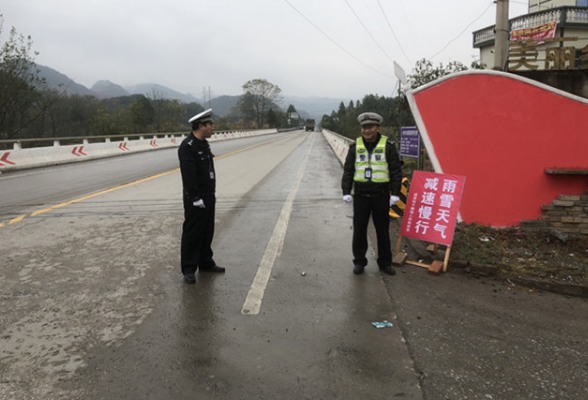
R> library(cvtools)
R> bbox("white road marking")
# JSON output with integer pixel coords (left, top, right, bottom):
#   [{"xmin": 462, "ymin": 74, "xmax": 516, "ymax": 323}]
[{"xmin": 241, "ymin": 133, "xmax": 316, "ymax": 315}]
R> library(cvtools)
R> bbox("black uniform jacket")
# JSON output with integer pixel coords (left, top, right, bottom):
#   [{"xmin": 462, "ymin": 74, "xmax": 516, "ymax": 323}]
[
  {"xmin": 178, "ymin": 134, "xmax": 216, "ymax": 202},
  {"xmin": 341, "ymin": 133, "xmax": 402, "ymax": 197}
]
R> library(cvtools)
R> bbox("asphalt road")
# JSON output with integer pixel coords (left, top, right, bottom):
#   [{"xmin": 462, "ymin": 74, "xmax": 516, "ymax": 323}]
[
  {"xmin": 1, "ymin": 131, "xmax": 587, "ymax": 400},
  {"xmin": 0, "ymin": 132, "xmax": 292, "ymax": 222}
]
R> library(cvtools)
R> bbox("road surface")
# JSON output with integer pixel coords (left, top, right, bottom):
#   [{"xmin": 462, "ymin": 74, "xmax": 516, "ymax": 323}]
[{"xmin": 1, "ymin": 131, "xmax": 586, "ymax": 400}]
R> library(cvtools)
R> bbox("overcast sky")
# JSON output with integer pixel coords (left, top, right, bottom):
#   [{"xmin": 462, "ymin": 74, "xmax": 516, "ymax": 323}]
[{"xmin": 2, "ymin": 0, "xmax": 529, "ymax": 102}]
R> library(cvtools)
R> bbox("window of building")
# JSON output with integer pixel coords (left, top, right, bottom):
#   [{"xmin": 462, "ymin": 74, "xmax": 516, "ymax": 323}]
[{"xmin": 578, "ymin": 0, "xmax": 588, "ymax": 7}]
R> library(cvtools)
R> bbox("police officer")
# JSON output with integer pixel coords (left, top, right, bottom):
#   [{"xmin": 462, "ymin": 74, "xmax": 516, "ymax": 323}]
[
  {"xmin": 341, "ymin": 112, "xmax": 402, "ymax": 275},
  {"xmin": 178, "ymin": 109, "xmax": 225, "ymax": 284}
]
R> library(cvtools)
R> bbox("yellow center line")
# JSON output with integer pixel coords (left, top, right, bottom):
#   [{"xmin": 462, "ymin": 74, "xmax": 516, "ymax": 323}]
[
  {"xmin": 214, "ymin": 136, "xmax": 284, "ymax": 159},
  {"xmin": 9, "ymin": 215, "xmax": 26, "ymax": 224},
  {"xmin": 1, "ymin": 136, "xmax": 285, "ymax": 227},
  {"xmin": 29, "ymin": 169, "xmax": 179, "ymax": 217}
]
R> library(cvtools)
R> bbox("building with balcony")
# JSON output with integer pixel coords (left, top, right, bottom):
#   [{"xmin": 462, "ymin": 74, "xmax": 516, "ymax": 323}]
[{"xmin": 473, "ymin": 0, "xmax": 588, "ymax": 97}]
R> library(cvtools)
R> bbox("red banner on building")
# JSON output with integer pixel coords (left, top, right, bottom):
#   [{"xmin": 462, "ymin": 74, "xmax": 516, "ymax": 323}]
[
  {"xmin": 400, "ymin": 171, "xmax": 465, "ymax": 246},
  {"xmin": 510, "ymin": 21, "xmax": 557, "ymax": 43}
]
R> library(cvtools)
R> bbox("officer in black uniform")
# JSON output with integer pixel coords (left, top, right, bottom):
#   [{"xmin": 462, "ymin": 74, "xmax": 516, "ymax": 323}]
[
  {"xmin": 341, "ymin": 112, "xmax": 402, "ymax": 276},
  {"xmin": 178, "ymin": 109, "xmax": 225, "ymax": 284}
]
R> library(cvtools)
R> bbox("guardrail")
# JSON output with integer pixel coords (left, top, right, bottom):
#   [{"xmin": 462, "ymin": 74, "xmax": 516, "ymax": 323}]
[
  {"xmin": 0, "ymin": 129, "xmax": 277, "ymax": 173},
  {"xmin": 322, "ymin": 129, "xmax": 352, "ymax": 165}
]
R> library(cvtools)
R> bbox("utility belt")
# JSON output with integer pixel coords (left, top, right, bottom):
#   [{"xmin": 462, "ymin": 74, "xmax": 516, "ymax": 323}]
[{"xmin": 355, "ymin": 191, "xmax": 387, "ymax": 198}]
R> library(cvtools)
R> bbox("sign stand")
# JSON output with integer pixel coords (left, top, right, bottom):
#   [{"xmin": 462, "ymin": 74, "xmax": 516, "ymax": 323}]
[
  {"xmin": 395, "ymin": 170, "xmax": 465, "ymax": 275},
  {"xmin": 393, "ymin": 235, "xmax": 452, "ymax": 275}
]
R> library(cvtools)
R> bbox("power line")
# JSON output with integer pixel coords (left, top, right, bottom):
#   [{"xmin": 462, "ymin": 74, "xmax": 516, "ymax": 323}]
[
  {"xmin": 344, "ymin": 0, "xmax": 394, "ymax": 63},
  {"xmin": 282, "ymin": 0, "xmax": 394, "ymax": 79},
  {"xmin": 376, "ymin": 0, "xmax": 412, "ymax": 67},
  {"xmin": 429, "ymin": 1, "xmax": 494, "ymax": 61}
]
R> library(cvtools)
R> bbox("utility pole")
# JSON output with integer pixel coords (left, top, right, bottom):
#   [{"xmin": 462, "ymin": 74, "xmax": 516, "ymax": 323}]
[
  {"xmin": 202, "ymin": 86, "xmax": 212, "ymax": 109},
  {"xmin": 493, "ymin": 0, "xmax": 510, "ymax": 71}
]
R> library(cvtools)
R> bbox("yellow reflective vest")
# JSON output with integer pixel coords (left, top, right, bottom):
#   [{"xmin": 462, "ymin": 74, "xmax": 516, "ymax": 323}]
[{"xmin": 354, "ymin": 136, "xmax": 390, "ymax": 183}]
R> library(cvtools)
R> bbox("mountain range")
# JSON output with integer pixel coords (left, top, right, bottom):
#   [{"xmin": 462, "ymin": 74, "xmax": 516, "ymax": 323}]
[{"xmin": 36, "ymin": 64, "xmax": 349, "ymax": 120}]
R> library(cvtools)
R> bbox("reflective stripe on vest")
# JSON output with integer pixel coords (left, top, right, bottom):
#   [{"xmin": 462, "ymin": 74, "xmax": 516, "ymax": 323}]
[{"xmin": 354, "ymin": 136, "xmax": 389, "ymax": 183}]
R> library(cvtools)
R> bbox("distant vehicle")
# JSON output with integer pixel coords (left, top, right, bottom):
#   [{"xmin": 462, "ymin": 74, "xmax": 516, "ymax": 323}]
[{"xmin": 305, "ymin": 119, "xmax": 315, "ymax": 132}]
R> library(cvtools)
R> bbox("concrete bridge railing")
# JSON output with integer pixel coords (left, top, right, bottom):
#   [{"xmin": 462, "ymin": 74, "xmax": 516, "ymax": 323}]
[
  {"xmin": 0, "ymin": 129, "xmax": 277, "ymax": 173},
  {"xmin": 321, "ymin": 129, "xmax": 352, "ymax": 165}
]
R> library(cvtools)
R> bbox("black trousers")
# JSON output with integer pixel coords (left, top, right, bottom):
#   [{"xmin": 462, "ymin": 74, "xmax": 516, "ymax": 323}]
[
  {"xmin": 181, "ymin": 194, "xmax": 216, "ymax": 275},
  {"xmin": 352, "ymin": 194, "xmax": 391, "ymax": 268}
]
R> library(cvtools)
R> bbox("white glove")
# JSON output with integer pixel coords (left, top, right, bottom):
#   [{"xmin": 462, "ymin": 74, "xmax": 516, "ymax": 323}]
[
  {"xmin": 342, "ymin": 195, "xmax": 352, "ymax": 203},
  {"xmin": 389, "ymin": 195, "xmax": 400, "ymax": 207},
  {"xmin": 193, "ymin": 199, "xmax": 205, "ymax": 208}
]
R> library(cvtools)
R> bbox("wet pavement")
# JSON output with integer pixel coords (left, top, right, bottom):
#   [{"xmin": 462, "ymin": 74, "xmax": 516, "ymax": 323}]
[
  {"xmin": 384, "ymin": 232, "xmax": 588, "ymax": 400},
  {"xmin": 1, "ymin": 131, "xmax": 587, "ymax": 400}
]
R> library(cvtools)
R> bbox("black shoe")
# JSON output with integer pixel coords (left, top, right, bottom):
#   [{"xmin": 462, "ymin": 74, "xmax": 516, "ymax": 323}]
[
  {"xmin": 380, "ymin": 266, "xmax": 396, "ymax": 276},
  {"xmin": 200, "ymin": 265, "xmax": 226, "ymax": 273},
  {"xmin": 353, "ymin": 264, "xmax": 365, "ymax": 275},
  {"xmin": 184, "ymin": 273, "xmax": 196, "ymax": 284}
]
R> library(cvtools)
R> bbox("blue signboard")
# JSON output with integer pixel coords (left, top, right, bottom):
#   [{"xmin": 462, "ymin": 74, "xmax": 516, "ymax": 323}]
[{"xmin": 400, "ymin": 126, "xmax": 420, "ymax": 158}]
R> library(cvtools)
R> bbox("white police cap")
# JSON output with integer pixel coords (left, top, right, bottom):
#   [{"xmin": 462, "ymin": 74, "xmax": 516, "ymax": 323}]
[
  {"xmin": 189, "ymin": 108, "xmax": 213, "ymax": 124},
  {"xmin": 357, "ymin": 112, "xmax": 383, "ymax": 126}
]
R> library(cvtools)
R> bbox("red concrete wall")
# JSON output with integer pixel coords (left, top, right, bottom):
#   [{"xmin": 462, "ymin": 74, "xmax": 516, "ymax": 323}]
[{"xmin": 410, "ymin": 71, "xmax": 588, "ymax": 227}]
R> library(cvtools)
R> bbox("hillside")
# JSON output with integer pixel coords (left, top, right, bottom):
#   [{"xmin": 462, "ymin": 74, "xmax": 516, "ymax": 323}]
[
  {"xmin": 126, "ymin": 83, "xmax": 199, "ymax": 104},
  {"xmin": 92, "ymin": 80, "xmax": 129, "ymax": 99},
  {"xmin": 33, "ymin": 64, "xmax": 350, "ymax": 119},
  {"xmin": 35, "ymin": 65, "xmax": 95, "ymax": 97}
]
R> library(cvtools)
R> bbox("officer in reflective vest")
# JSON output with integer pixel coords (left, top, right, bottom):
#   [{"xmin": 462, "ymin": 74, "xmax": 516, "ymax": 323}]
[{"xmin": 341, "ymin": 112, "xmax": 403, "ymax": 276}]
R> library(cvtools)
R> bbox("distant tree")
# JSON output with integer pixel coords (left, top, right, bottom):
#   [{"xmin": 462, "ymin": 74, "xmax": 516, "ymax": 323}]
[
  {"xmin": 142, "ymin": 89, "xmax": 187, "ymax": 132},
  {"xmin": 285, "ymin": 104, "xmax": 299, "ymax": 127},
  {"xmin": 0, "ymin": 16, "xmax": 54, "ymax": 139},
  {"xmin": 321, "ymin": 113, "xmax": 338, "ymax": 132},
  {"xmin": 236, "ymin": 91, "xmax": 256, "ymax": 124},
  {"xmin": 239, "ymin": 79, "xmax": 282, "ymax": 128},
  {"xmin": 267, "ymin": 108, "xmax": 284, "ymax": 128},
  {"xmin": 68, "ymin": 96, "xmax": 98, "ymax": 127},
  {"xmin": 130, "ymin": 95, "xmax": 155, "ymax": 132},
  {"xmin": 146, "ymin": 89, "xmax": 168, "ymax": 132},
  {"xmin": 267, "ymin": 108, "xmax": 277, "ymax": 128},
  {"xmin": 337, "ymin": 101, "xmax": 346, "ymax": 120},
  {"xmin": 389, "ymin": 93, "xmax": 414, "ymax": 132},
  {"xmin": 407, "ymin": 58, "xmax": 469, "ymax": 89},
  {"xmin": 91, "ymin": 104, "xmax": 118, "ymax": 135},
  {"xmin": 212, "ymin": 116, "xmax": 232, "ymax": 131},
  {"xmin": 159, "ymin": 99, "xmax": 184, "ymax": 132},
  {"xmin": 39, "ymin": 89, "xmax": 72, "ymax": 137}
]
